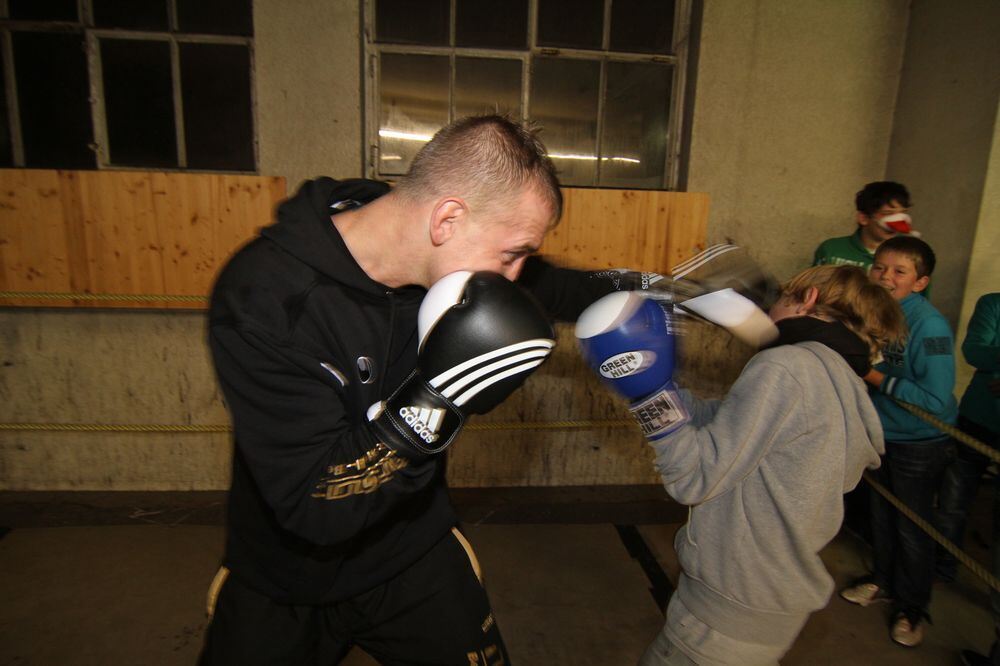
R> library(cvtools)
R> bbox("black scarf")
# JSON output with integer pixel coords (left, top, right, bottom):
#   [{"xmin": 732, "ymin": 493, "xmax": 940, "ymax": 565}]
[{"xmin": 765, "ymin": 316, "xmax": 871, "ymax": 377}]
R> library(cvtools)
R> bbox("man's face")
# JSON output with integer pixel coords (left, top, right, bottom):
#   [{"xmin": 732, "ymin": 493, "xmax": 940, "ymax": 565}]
[
  {"xmin": 437, "ymin": 185, "xmax": 555, "ymax": 282},
  {"xmin": 858, "ymin": 199, "xmax": 910, "ymax": 246},
  {"xmin": 869, "ymin": 250, "xmax": 928, "ymax": 300}
]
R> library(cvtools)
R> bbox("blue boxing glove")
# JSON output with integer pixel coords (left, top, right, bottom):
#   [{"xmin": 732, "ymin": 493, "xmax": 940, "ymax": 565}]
[{"xmin": 575, "ymin": 291, "xmax": 689, "ymax": 441}]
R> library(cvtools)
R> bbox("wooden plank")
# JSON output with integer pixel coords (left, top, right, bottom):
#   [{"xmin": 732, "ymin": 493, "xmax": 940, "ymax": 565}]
[
  {"xmin": 1, "ymin": 176, "xmax": 703, "ymax": 309},
  {"xmin": 0, "ymin": 170, "xmax": 72, "ymax": 306},
  {"xmin": 0, "ymin": 169, "xmax": 286, "ymax": 309},
  {"xmin": 540, "ymin": 188, "xmax": 710, "ymax": 272}
]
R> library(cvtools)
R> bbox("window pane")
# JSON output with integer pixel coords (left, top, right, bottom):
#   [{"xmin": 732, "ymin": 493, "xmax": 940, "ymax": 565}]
[
  {"xmin": 180, "ymin": 43, "xmax": 255, "ymax": 171},
  {"xmin": 94, "ymin": 0, "xmax": 169, "ymax": 31},
  {"xmin": 0, "ymin": 48, "xmax": 11, "ymax": 166},
  {"xmin": 610, "ymin": 0, "xmax": 675, "ymax": 54},
  {"xmin": 455, "ymin": 57, "xmax": 521, "ymax": 119},
  {"xmin": 537, "ymin": 0, "xmax": 603, "ymax": 50},
  {"xmin": 9, "ymin": 0, "xmax": 77, "ymax": 21},
  {"xmin": 177, "ymin": 0, "xmax": 253, "ymax": 36},
  {"xmin": 456, "ymin": 0, "xmax": 527, "ymax": 49},
  {"xmin": 530, "ymin": 58, "xmax": 599, "ymax": 186},
  {"xmin": 13, "ymin": 32, "xmax": 94, "ymax": 169},
  {"xmin": 600, "ymin": 61, "xmax": 670, "ymax": 189},
  {"xmin": 379, "ymin": 54, "xmax": 449, "ymax": 176},
  {"xmin": 376, "ymin": 0, "xmax": 449, "ymax": 46},
  {"xmin": 101, "ymin": 38, "xmax": 177, "ymax": 168}
]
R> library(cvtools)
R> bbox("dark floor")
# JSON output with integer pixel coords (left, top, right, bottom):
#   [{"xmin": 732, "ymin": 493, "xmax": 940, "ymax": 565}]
[{"xmin": 0, "ymin": 487, "xmax": 994, "ymax": 665}]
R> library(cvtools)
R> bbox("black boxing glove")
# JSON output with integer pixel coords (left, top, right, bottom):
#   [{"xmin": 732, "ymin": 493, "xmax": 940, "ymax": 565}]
[{"xmin": 368, "ymin": 271, "xmax": 556, "ymax": 461}]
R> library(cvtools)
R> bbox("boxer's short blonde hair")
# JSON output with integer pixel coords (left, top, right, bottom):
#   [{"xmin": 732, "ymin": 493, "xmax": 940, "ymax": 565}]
[{"xmin": 394, "ymin": 114, "xmax": 562, "ymax": 226}]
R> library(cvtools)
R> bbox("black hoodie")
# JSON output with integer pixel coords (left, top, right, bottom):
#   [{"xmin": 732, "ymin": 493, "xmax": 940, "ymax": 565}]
[{"xmin": 209, "ymin": 178, "xmax": 610, "ymax": 603}]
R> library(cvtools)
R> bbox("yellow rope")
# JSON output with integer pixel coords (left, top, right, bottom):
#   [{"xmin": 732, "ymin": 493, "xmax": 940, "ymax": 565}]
[
  {"xmin": 4, "ymin": 395, "xmax": 997, "ymax": 594},
  {"xmin": 0, "ymin": 291, "xmax": 207, "ymax": 303},
  {"xmin": 891, "ymin": 397, "xmax": 1000, "ymax": 464},
  {"xmin": 864, "ymin": 471, "xmax": 1000, "ymax": 594},
  {"xmin": 0, "ymin": 419, "xmax": 634, "ymax": 434}
]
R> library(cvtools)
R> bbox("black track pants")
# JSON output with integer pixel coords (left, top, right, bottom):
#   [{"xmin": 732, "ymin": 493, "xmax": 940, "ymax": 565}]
[{"xmin": 199, "ymin": 528, "xmax": 508, "ymax": 665}]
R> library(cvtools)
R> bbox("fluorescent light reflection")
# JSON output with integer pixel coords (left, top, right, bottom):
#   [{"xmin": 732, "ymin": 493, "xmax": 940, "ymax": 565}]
[
  {"xmin": 379, "ymin": 127, "xmax": 641, "ymax": 165},
  {"xmin": 379, "ymin": 129, "xmax": 435, "ymax": 142}
]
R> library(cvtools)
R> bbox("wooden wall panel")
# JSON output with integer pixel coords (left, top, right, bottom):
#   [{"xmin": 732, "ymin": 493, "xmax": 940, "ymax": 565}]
[
  {"xmin": 1, "ymin": 174, "xmax": 709, "ymax": 309},
  {"xmin": 540, "ymin": 188, "xmax": 710, "ymax": 272},
  {"xmin": 0, "ymin": 170, "xmax": 286, "ymax": 308}
]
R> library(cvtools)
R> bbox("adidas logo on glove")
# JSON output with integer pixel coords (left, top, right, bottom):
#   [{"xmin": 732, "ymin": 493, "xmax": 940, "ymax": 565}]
[{"xmin": 398, "ymin": 406, "xmax": 445, "ymax": 444}]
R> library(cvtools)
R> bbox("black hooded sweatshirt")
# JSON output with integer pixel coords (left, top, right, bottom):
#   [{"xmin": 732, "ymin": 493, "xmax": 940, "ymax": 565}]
[{"xmin": 209, "ymin": 177, "xmax": 612, "ymax": 604}]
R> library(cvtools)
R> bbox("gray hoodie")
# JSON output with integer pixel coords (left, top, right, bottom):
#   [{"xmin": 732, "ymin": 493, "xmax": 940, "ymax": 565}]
[{"xmin": 653, "ymin": 340, "xmax": 883, "ymax": 660}]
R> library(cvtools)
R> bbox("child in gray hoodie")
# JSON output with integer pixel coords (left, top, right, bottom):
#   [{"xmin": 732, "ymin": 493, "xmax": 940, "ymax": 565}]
[{"xmin": 640, "ymin": 265, "xmax": 906, "ymax": 665}]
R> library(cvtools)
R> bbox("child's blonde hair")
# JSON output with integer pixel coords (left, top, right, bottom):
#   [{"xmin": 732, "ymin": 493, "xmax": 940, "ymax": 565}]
[{"xmin": 780, "ymin": 265, "xmax": 906, "ymax": 360}]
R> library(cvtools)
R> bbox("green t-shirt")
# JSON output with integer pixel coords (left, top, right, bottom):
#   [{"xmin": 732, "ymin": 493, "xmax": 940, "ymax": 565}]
[{"xmin": 812, "ymin": 230, "xmax": 873, "ymax": 270}]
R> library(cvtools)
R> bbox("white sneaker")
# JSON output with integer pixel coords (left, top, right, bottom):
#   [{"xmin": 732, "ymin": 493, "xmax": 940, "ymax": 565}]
[
  {"xmin": 840, "ymin": 581, "xmax": 891, "ymax": 607},
  {"xmin": 891, "ymin": 612, "xmax": 925, "ymax": 647}
]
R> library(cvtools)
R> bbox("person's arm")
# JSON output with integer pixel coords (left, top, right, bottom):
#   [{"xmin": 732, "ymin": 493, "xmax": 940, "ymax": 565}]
[
  {"xmin": 516, "ymin": 255, "xmax": 620, "ymax": 322},
  {"xmin": 874, "ymin": 316, "xmax": 956, "ymax": 416},
  {"xmin": 210, "ymin": 322, "xmax": 438, "ymax": 548},
  {"xmin": 863, "ymin": 368, "xmax": 885, "ymax": 387},
  {"xmin": 648, "ymin": 356, "xmax": 803, "ymax": 505},
  {"xmin": 674, "ymin": 388, "xmax": 722, "ymax": 427},
  {"xmin": 962, "ymin": 294, "xmax": 1000, "ymax": 372}
]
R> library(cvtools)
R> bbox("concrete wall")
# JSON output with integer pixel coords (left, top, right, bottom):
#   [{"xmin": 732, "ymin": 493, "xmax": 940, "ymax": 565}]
[
  {"xmin": 687, "ymin": 0, "xmax": 909, "ymax": 281},
  {"xmin": 954, "ymin": 102, "xmax": 1000, "ymax": 397},
  {"xmin": 884, "ymin": 0, "xmax": 1000, "ymax": 328},
  {"xmin": 0, "ymin": 310, "xmax": 231, "ymax": 490},
  {"xmin": 4, "ymin": 0, "xmax": 993, "ymax": 491},
  {"xmin": 254, "ymin": 0, "xmax": 363, "ymax": 192}
]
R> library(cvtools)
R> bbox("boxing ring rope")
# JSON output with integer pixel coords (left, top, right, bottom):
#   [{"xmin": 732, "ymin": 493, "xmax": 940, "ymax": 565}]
[
  {"xmin": 0, "ymin": 419, "xmax": 635, "ymax": 433},
  {"xmin": 1, "ymin": 368, "xmax": 996, "ymax": 592},
  {"xmin": 863, "ymin": 472, "xmax": 1000, "ymax": 594}
]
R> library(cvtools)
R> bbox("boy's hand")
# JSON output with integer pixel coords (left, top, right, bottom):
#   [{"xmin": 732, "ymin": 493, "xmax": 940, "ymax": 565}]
[{"xmin": 863, "ymin": 368, "xmax": 885, "ymax": 388}]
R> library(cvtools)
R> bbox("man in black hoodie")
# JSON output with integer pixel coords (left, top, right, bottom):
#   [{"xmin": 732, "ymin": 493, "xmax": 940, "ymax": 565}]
[{"xmin": 200, "ymin": 115, "xmax": 614, "ymax": 665}]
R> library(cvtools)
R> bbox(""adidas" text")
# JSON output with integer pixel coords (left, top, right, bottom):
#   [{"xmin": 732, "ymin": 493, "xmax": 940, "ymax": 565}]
[{"xmin": 398, "ymin": 406, "xmax": 440, "ymax": 444}]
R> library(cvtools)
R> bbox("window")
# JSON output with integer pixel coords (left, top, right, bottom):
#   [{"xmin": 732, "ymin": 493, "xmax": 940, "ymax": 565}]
[
  {"xmin": 0, "ymin": 0, "xmax": 255, "ymax": 171},
  {"xmin": 364, "ymin": 0, "xmax": 692, "ymax": 189}
]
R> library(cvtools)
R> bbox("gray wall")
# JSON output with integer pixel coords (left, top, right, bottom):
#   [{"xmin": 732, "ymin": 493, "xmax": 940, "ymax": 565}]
[
  {"xmin": 884, "ymin": 0, "xmax": 1000, "ymax": 327},
  {"xmin": 254, "ymin": 0, "xmax": 363, "ymax": 191},
  {"xmin": 688, "ymin": 0, "xmax": 909, "ymax": 281},
  {"xmin": 2, "ymin": 0, "xmax": 994, "ymax": 490}
]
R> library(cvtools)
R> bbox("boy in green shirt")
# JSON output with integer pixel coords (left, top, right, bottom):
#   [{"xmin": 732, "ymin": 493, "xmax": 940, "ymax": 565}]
[{"xmin": 813, "ymin": 181, "xmax": 919, "ymax": 270}]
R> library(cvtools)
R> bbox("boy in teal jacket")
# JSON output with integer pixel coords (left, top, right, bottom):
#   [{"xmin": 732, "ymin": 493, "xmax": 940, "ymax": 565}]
[
  {"xmin": 841, "ymin": 235, "xmax": 957, "ymax": 648},
  {"xmin": 934, "ymin": 292, "xmax": 1000, "ymax": 665}
]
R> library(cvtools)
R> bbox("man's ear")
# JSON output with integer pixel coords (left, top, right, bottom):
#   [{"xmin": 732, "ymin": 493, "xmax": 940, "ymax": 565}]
[
  {"xmin": 429, "ymin": 198, "xmax": 468, "ymax": 247},
  {"xmin": 913, "ymin": 275, "xmax": 931, "ymax": 293},
  {"xmin": 856, "ymin": 211, "xmax": 871, "ymax": 227}
]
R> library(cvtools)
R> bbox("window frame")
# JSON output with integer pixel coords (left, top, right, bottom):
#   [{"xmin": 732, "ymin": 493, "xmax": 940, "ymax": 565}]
[
  {"xmin": 0, "ymin": 0, "xmax": 258, "ymax": 173},
  {"xmin": 362, "ymin": 0, "xmax": 692, "ymax": 190}
]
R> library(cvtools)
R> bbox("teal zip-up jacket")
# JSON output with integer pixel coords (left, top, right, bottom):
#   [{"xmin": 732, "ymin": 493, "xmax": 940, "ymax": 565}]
[
  {"xmin": 870, "ymin": 292, "xmax": 958, "ymax": 440},
  {"xmin": 959, "ymin": 293, "xmax": 1000, "ymax": 434}
]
